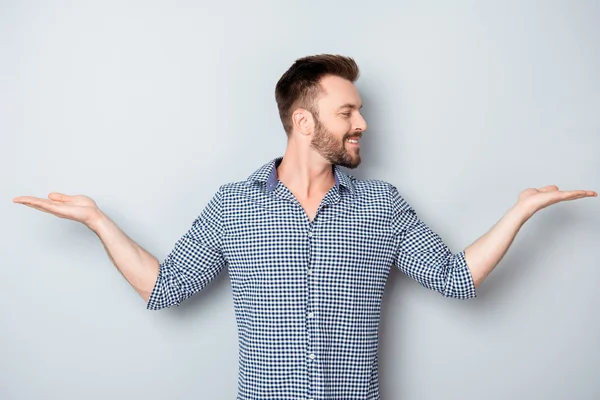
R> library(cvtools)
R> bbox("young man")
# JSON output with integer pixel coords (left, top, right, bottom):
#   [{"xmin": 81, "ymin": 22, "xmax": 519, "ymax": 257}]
[{"xmin": 13, "ymin": 54, "xmax": 597, "ymax": 399}]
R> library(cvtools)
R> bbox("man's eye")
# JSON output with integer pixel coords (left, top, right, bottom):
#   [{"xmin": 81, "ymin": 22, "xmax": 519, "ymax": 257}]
[{"xmin": 341, "ymin": 112, "xmax": 351, "ymax": 117}]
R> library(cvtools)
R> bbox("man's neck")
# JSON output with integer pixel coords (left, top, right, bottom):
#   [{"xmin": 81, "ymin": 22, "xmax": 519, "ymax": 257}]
[{"xmin": 276, "ymin": 150, "xmax": 335, "ymax": 200}]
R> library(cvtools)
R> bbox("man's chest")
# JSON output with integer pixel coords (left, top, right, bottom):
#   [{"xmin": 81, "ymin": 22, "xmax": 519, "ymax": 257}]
[{"xmin": 221, "ymin": 196, "xmax": 397, "ymax": 287}]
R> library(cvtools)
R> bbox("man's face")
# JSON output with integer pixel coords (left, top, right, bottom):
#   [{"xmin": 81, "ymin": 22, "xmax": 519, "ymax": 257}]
[{"xmin": 309, "ymin": 75, "xmax": 367, "ymax": 169}]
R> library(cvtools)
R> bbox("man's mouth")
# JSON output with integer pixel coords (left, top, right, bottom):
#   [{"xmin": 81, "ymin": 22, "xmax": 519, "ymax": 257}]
[{"xmin": 345, "ymin": 135, "xmax": 361, "ymax": 146}]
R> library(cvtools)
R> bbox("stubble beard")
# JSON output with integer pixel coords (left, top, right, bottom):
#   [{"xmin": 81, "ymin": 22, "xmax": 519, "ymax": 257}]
[{"xmin": 310, "ymin": 117, "xmax": 361, "ymax": 169}]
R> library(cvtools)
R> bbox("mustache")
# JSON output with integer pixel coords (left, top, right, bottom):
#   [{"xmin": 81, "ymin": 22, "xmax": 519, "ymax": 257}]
[{"xmin": 343, "ymin": 132, "xmax": 363, "ymax": 140}]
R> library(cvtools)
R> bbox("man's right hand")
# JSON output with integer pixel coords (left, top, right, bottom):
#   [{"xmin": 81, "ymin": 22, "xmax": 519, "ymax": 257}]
[
  {"xmin": 13, "ymin": 192, "xmax": 102, "ymax": 229},
  {"xmin": 13, "ymin": 192, "xmax": 160, "ymax": 302}
]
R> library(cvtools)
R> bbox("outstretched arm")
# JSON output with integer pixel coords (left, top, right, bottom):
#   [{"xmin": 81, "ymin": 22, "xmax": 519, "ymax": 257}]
[
  {"xmin": 91, "ymin": 210, "xmax": 160, "ymax": 301},
  {"xmin": 14, "ymin": 189, "xmax": 228, "ymax": 309},
  {"xmin": 391, "ymin": 184, "xmax": 596, "ymax": 298},
  {"xmin": 13, "ymin": 193, "xmax": 161, "ymax": 301},
  {"xmin": 464, "ymin": 185, "xmax": 597, "ymax": 287}
]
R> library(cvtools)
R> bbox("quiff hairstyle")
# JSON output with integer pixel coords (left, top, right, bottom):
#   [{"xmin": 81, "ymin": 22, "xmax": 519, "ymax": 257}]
[{"xmin": 275, "ymin": 54, "xmax": 360, "ymax": 135}]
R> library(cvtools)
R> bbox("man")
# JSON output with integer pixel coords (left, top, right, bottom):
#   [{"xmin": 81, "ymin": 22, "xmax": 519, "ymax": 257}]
[{"xmin": 13, "ymin": 54, "xmax": 597, "ymax": 399}]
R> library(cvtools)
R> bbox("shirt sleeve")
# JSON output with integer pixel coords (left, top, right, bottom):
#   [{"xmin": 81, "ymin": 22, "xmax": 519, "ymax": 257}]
[
  {"xmin": 147, "ymin": 187, "xmax": 227, "ymax": 310},
  {"xmin": 389, "ymin": 184, "xmax": 476, "ymax": 299}
]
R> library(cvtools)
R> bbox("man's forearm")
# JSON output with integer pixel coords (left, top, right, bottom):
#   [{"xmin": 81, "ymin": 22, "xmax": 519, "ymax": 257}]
[
  {"xmin": 464, "ymin": 203, "xmax": 530, "ymax": 287},
  {"xmin": 88, "ymin": 211, "xmax": 160, "ymax": 302}
]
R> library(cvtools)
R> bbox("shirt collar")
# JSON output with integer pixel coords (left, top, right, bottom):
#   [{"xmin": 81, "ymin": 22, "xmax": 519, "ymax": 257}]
[{"xmin": 247, "ymin": 157, "xmax": 356, "ymax": 196}]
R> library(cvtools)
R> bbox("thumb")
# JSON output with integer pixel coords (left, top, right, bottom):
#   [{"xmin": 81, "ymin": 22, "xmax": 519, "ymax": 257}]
[
  {"xmin": 538, "ymin": 185, "xmax": 559, "ymax": 193},
  {"xmin": 48, "ymin": 192, "xmax": 73, "ymax": 202}
]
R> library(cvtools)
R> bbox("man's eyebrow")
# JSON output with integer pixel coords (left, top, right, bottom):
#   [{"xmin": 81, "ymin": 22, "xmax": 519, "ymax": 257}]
[{"xmin": 338, "ymin": 103, "xmax": 363, "ymax": 110}]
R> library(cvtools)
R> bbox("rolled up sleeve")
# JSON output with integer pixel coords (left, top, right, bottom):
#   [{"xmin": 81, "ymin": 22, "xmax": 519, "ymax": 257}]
[
  {"xmin": 147, "ymin": 188, "xmax": 227, "ymax": 310},
  {"xmin": 389, "ymin": 184, "xmax": 476, "ymax": 299}
]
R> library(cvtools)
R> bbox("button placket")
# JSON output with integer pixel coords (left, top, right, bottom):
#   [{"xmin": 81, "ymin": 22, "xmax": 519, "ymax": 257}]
[{"xmin": 306, "ymin": 221, "xmax": 316, "ymax": 396}]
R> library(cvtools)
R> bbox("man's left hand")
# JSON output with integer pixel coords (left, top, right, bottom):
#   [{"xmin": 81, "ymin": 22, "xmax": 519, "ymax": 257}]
[{"xmin": 516, "ymin": 185, "xmax": 597, "ymax": 220}]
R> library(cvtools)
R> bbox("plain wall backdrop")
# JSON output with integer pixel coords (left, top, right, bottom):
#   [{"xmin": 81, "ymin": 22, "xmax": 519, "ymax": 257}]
[{"xmin": 1, "ymin": 0, "xmax": 599, "ymax": 399}]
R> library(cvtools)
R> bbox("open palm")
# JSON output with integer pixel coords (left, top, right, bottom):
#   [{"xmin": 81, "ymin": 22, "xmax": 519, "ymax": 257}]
[
  {"xmin": 13, "ymin": 192, "xmax": 101, "ymax": 226},
  {"xmin": 517, "ymin": 185, "xmax": 597, "ymax": 216}
]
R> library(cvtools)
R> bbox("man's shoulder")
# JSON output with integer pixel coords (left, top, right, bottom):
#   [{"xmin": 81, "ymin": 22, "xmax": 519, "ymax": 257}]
[
  {"xmin": 344, "ymin": 173, "xmax": 397, "ymax": 198},
  {"xmin": 217, "ymin": 180, "xmax": 254, "ymax": 195},
  {"xmin": 345, "ymin": 174, "xmax": 411, "ymax": 210},
  {"xmin": 209, "ymin": 166, "xmax": 271, "ymax": 203},
  {"xmin": 211, "ymin": 158, "xmax": 276, "ymax": 195},
  {"xmin": 350, "ymin": 176, "xmax": 394, "ymax": 191}
]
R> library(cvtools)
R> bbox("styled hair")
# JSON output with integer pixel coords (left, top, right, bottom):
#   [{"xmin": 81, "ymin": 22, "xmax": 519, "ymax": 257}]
[{"xmin": 275, "ymin": 54, "xmax": 360, "ymax": 135}]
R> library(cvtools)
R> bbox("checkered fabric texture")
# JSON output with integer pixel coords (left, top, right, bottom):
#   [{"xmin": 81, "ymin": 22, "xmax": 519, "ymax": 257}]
[{"xmin": 148, "ymin": 157, "xmax": 476, "ymax": 400}]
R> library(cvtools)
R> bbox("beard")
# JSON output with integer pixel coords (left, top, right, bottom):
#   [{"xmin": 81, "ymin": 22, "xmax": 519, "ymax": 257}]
[{"xmin": 310, "ymin": 116, "xmax": 361, "ymax": 169}]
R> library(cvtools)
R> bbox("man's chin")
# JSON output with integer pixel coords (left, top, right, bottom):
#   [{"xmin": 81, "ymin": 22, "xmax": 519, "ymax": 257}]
[{"xmin": 339, "ymin": 155, "xmax": 361, "ymax": 169}]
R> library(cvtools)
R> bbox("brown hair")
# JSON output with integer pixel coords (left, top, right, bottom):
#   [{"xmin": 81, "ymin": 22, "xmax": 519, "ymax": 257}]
[{"xmin": 275, "ymin": 54, "xmax": 360, "ymax": 135}]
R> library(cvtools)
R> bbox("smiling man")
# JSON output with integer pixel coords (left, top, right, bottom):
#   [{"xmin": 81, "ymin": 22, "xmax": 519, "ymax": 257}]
[{"xmin": 13, "ymin": 54, "xmax": 597, "ymax": 400}]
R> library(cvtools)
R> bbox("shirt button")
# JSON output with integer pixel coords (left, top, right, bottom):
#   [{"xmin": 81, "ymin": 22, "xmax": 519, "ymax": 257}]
[
  {"xmin": 309, "ymin": 353, "xmax": 315, "ymax": 359},
  {"xmin": 307, "ymin": 269, "xmax": 312, "ymax": 275},
  {"xmin": 308, "ymin": 312, "xmax": 314, "ymax": 318},
  {"xmin": 307, "ymin": 231, "xmax": 313, "ymax": 237}
]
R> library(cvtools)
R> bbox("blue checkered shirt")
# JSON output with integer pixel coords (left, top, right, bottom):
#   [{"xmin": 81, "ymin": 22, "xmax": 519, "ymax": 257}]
[{"xmin": 147, "ymin": 157, "xmax": 477, "ymax": 399}]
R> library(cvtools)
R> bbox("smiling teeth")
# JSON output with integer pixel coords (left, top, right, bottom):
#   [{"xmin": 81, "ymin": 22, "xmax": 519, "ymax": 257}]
[{"xmin": 347, "ymin": 139, "xmax": 358, "ymax": 143}]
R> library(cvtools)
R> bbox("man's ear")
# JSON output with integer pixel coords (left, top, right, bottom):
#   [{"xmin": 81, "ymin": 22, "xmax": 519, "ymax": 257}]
[{"xmin": 292, "ymin": 108, "xmax": 314, "ymax": 136}]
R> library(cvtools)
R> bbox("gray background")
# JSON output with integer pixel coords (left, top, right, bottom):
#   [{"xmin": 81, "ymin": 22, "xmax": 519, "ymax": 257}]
[{"xmin": 1, "ymin": 0, "xmax": 599, "ymax": 399}]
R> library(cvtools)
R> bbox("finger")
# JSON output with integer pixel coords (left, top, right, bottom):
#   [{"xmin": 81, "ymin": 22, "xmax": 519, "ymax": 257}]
[
  {"xmin": 13, "ymin": 196, "xmax": 44, "ymax": 204},
  {"xmin": 23, "ymin": 203, "xmax": 61, "ymax": 215},
  {"xmin": 573, "ymin": 190, "xmax": 597, "ymax": 197},
  {"xmin": 14, "ymin": 197, "xmax": 61, "ymax": 212},
  {"xmin": 560, "ymin": 190, "xmax": 597, "ymax": 200},
  {"xmin": 48, "ymin": 192, "xmax": 75, "ymax": 202},
  {"xmin": 538, "ymin": 185, "xmax": 559, "ymax": 192}
]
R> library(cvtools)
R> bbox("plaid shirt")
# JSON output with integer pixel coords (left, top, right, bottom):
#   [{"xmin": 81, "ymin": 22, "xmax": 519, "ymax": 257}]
[{"xmin": 148, "ymin": 157, "xmax": 476, "ymax": 400}]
